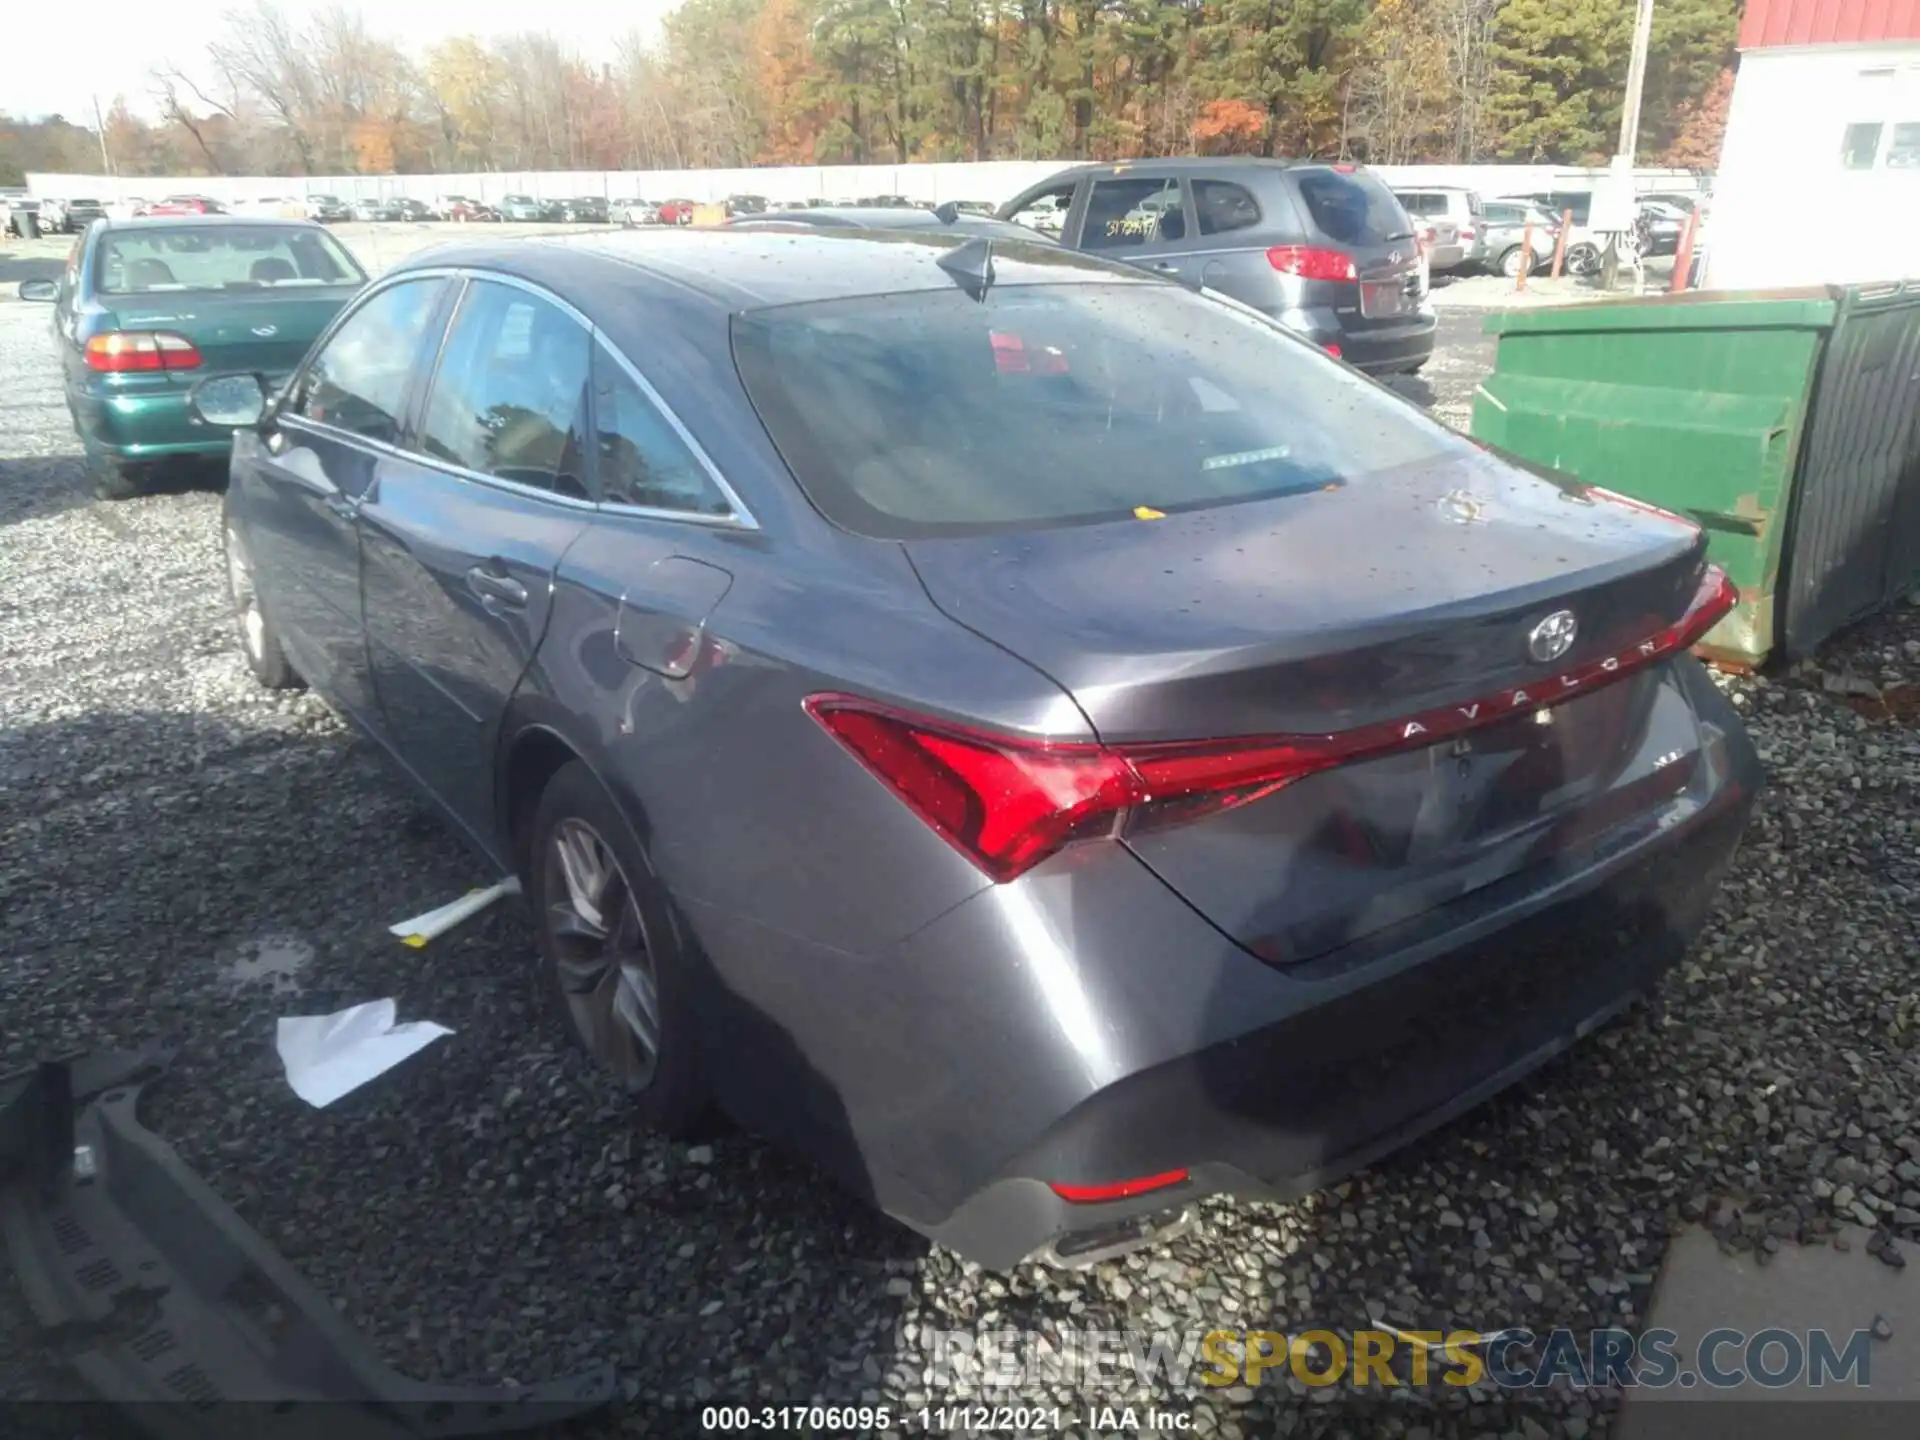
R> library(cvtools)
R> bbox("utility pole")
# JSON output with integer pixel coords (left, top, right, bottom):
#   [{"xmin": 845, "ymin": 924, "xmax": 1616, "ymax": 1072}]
[
  {"xmin": 1602, "ymin": 0, "xmax": 1657, "ymax": 289},
  {"xmin": 1617, "ymin": 0, "xmax": 1656, "ymax": 165},
  {"xmin": 92, "ymin": 94, "xmax": 114, "ymax": 176}
]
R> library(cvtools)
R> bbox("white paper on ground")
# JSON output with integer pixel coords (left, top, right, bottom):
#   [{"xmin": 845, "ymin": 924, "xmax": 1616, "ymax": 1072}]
[{"xmin": 276, "ymin": 998, "xmax": 454, "ymax": 1108}]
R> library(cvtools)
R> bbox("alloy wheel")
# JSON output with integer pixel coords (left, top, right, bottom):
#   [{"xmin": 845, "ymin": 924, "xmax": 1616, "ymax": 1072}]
[
  {"xmin": 225, "ymin": 526, "xmax": 266, "ymax": 661},
  {"xmin": 543, "ymin": 817, "xmax": 661, "ymax": 1088}
]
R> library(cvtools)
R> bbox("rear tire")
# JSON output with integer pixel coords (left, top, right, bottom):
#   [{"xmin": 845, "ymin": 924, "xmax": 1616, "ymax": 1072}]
[
  {"xmin": 87, "ymin": 452, "xmax": 149, "ymax": 501},
  {"xmin": 223, "ymin": 520, "xmax": 301, "ymax": 689},
  {"xmin": 1566, "ymin": 242, "xmax": 1600, "ymax": 277},
  {"xmin": 528, "ymin": 761, "xmax": 711, "ymax": 1136},
  {"xmin": 1498, "ymin": 245, "xmax": 1535, "ymax": 279}
]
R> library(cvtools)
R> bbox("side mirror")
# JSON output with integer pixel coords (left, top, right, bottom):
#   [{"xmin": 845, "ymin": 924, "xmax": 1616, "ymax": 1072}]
[
  {"xmin": 17, "ymin": 279, "xmax": 58, "ymax": 302},
  {"xmin": 189, "ymin": 373, "xmax": 270, "ymax": 429}
]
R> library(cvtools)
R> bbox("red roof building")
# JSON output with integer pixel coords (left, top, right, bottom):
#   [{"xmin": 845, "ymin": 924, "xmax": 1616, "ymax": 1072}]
[{"xmin": 1740, "ymin": 0, "xmax": 1920, "ymax": 50}]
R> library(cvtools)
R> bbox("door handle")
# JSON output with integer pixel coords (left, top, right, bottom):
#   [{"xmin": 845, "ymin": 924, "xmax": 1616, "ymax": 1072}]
[{"xmin": 467, "ymin": 564, "xmax": 528, "ymax": 608}]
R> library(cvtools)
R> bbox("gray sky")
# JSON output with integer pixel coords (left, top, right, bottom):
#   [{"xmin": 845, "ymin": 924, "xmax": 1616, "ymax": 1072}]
[{"xmin": 3, "ymin": 0, "xmax": 680, "ymax": 123}]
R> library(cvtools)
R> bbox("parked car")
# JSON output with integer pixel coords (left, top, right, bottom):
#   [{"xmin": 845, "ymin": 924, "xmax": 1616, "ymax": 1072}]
[
  {"xmin": 187, "ymin": 225, "xmax": 1758, "ymax": 1270},
  {"xmin": 1390, "ymin": 186, "xmax": 1480, "ymax": 272},
  {"xmin": 947, "ymin": 200, "xmax": 996, "ymax": 216},
  {"xmin": 1636, "ymin": 200, "xmax": 1687, "ymax": 257},
  {"xmin": 1638, "ymin": 191, "xmax": 1710, "ymax": 214},
  {"xmin": 352, "ymin": 198, "xmax": 404, "ymax": 223},
  {"xmin": 42, "ymin": 197, "xmax": 109, "ymax": 232},
  {"xmin": 1473, "ymin": 200, "xmax": 1559, "ymax": 277},
  {"xmin": 619, "ymin": 199, "xmax": 661, "ymax": 227},
  {"xmin": 1512, "ymin": 191, "xmax": 1604, "ymax": 274},
  {"xmin": 500, "ymin": 194, "xmax": 561, "ymax": 223},
  {"xmin": 389, "ymin": 198, "xmax": 433, "ymax": 223},
  {"xmin": 656, "ymin": 198, "xmax": 697, "ymax": 226},
  {"xmin": 143, "ymin": 195, "xmax": 229, "ymax": 217},
  {"xmin": 15, "ymin": 216, "xmax": 366, "ymax": 500},
  {"xmin": 856, "ymin": 194, "xmax": 921, "ymax": 209},
  {"xmin": 999, "ymin": 158, "xmax": 1433, "ymax": 375},
  {"xmin": 234, "ymin": 196, "xmax": 308, "ymax": 220},
  {"xmin": 304, "ymin": 194, "xmax": 352, "ymax": 223},
  {"xmin": 724, "ymin": 194, "xmax": 770, "ymax": 217},
  {"xmin": 725, "ymin": 205, "xmax": 1049, "ymax": 244},
  {"xmin": 560, "ymin": 196, "xmax": 611, "ymax": 224},
  {"xmin": 436, "ymin": 196, "xmax": 499, "ymax": 223}
]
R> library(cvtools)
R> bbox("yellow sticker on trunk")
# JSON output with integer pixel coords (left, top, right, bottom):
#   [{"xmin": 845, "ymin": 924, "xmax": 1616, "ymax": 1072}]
[{"xmin": 1133, "ymin": 505, "xmax": 1166, "ymax": 520}]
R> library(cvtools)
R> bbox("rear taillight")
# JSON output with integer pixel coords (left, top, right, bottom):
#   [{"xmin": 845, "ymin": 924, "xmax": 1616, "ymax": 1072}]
[
  {"xmin": 805, "ymin": 566, "xmax": 1736, "ymax": 883},
  {"xmin": 1266, "ymin": 245, "xmax": 1357, "ymax": 282},
  {"xmin": 1324, "ymin": 342, "xmax": 1343, "ymax": 359},
  {"xmin": 84, "ymin": 331, "xmax": 202, "ymax": 373},
  {"xmin": 1459, "ymin": 227, "xmax": 1477, "ymax": 241}
]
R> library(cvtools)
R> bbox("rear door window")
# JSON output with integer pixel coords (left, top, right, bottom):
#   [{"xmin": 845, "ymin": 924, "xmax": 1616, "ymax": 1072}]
[
  {"xmin": 1193, "ymin": 180, "xmax": 1262, "ymax": 236},
  {"xmin": 1081, "ymin": 177, "xmax": 1187, "ymax": 249},
  {"xmin": 1295, "ymin": 169, "xmax": 1412, "ymax": 246},
  {"xmin": 417, "ymin": 280, "xmax": 592, "ymax": 498}
]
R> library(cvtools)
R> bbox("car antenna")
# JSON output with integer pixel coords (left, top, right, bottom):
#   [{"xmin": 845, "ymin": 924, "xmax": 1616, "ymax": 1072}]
[
  {"xmin": 932, "ymin": 200, "xmax": 959, "ymax": 224},
  {"xmin": 936, "ymin": 236, "xmax": 995, "ymax": 301}
]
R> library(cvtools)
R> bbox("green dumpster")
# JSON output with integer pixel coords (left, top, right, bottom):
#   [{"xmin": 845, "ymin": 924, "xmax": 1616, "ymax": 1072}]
[{"xmin": 1470, "ymin": 283, "xmax": 1920, "ymax": 668}]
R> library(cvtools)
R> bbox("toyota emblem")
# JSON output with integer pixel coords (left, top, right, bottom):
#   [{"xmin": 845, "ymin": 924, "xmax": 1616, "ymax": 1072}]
[
  {"xmin": 1388, "ymin": 250, "xmax": 1403, "ymax": 264},
  {"xmin": 1528, "ymin": 610, "xmax": 1578, "ymax": 664}
]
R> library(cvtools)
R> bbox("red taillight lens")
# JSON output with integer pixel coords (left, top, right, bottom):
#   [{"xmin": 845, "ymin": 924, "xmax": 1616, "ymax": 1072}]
[
  {"xmin": 803, "ymin": 698, "xmax": 1139, "ymax": 883},
  {"xmin": 1460, "ymin": 227, "xmax": 1477, "ymax": 241},
  {"xmin": 805, "ymin": 566, "xmax": 1736, "ymax": 883},
  {"xmin": 84, "ymin": 331, "xmax": 202, "ymax": 373},
  {"xmin": 1324, "ymin": 342, "xmax": 1343, "ymax": 359},
  {"xmin": 1266, "ymin": 245, "xmax": 1357, "ymax": 282},
  {"xmin": 1050, "ymin": 1168, "xmax": 1190, "ymax": 1204}
]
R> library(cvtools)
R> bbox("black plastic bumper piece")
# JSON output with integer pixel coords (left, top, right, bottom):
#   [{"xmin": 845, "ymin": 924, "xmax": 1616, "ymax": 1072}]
[{"xmin": 0, "ymin": 1048, "xmax": 617, "ymax": 1438}]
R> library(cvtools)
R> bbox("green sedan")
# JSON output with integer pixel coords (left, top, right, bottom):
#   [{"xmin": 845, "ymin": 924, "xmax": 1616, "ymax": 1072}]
[{"xmin": 17, "ymin": 216, "xmax": 367, "ymax": 498}]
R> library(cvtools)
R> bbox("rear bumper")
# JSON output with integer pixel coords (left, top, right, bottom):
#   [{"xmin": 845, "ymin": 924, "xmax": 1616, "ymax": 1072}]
[
  {"xmin": 1267, "ymin": 303, "xmax": 1436, "ymax": 374},
  {"xmin": 930, "ymin": 778, "xmax": 1750, "ymax": 1268},
  {"xmin": 72, "ymin": 375, "xmax": 285, "ymax": 463},
  {"xmin": 905, "ymin": 667, "xmax": 1755, "ymax": 1268}
]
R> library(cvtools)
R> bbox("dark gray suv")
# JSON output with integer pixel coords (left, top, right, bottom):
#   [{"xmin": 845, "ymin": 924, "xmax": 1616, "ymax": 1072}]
[{"xmin": 999, "ymin": 159, "xmax": 1434, "ymax": 374}]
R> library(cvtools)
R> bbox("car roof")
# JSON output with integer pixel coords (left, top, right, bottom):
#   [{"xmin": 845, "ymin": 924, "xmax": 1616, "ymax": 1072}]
[
  {"xmin": 98, "ymin": 214, "xmax": 323, "ymax": 231},
  {"xmin": 392, "ymin": 226, "xmax": 1157, "ymax": 314}
]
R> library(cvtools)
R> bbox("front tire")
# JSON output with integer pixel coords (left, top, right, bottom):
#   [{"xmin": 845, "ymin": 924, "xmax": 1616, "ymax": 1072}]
[
  {"xmin": 87, "ymin": 451, "xmax": 150, "ymax": 501},
  {"xmin": 223, "ymin": 521, "xmax": 301, "ymax": 689},
  {"xmin": 1498, "ymin": 245, "xmax": 1535, "ymax": 279},
  {"xmin": 528, "ymin": 761, "xmax": 710, "ymax": 1135}
]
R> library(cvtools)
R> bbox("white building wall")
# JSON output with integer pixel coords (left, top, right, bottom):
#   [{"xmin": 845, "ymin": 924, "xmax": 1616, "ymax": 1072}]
[
  {"xmin": 26, "ymin": 161, "xmax": 1710, "ymax": 212},
  {"xmin": 1706, "ymin": 41, "xmax": 1920, "ymax": 288}
]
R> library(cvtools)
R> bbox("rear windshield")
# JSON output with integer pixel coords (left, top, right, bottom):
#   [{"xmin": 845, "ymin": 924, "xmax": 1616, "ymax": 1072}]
[
  {"xmin": 98, "ymin": 226, "xmax": 365, "ymax": 294},
  {"xmin": 733, "ymin": 283, "xmax": 1467, "ymax": 538},
  {"xmin": 1292, "ymin": 169, "xmax": 1413, "ymax": 246}
]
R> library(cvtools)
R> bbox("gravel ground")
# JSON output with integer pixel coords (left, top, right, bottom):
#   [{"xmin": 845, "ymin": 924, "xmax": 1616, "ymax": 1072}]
[{"xmin": 1, "ymin": 255, "xmax": 1916, "ymax": 1439}]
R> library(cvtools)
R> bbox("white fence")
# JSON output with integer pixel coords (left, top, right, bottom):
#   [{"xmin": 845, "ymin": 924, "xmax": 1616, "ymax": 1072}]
[{"xmin": 26, "ymin": 161, "xmax": 1712, "ymax": 209}]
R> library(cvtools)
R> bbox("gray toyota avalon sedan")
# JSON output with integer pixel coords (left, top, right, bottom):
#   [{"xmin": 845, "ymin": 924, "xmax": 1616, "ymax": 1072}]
[{"xmin": 192, "ymin": 226, "xmax": 1760, "ymax": 1270}]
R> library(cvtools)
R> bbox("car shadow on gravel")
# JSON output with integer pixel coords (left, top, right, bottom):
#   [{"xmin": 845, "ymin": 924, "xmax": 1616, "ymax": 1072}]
[
  {"xmin": 0, "ymin": 453, "xmax": 226, "ymax": 531},
  {"xmin": 0, "ymin": 706, "xmax": 921, "ymax": 1425},
  {"xmin": 0, "ymin": 256, "xmax": 65, "ymax": 287}
]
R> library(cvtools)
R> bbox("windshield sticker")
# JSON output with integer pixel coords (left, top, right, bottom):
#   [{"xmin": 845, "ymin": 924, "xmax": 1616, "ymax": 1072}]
[{"xmin": 1202, "ymin": 445, "xmax": 1292, "ymax": 471}]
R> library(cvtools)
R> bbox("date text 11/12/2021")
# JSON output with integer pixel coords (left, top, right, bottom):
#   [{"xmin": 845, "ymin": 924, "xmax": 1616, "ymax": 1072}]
[{"xmin": 700, "ymin": 1404, "xmax": 1195, "ymax": 1432}]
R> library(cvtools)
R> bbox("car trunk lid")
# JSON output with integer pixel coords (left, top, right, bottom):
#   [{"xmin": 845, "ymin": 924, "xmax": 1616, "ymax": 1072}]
[
  {"xmin": 1283, "ymin": 165, "xmax": 1424, "ymax": 330},
  {"xmin": 106, "ymin": 286, "xmax": 356, "ymax": 376},
  {"xmin": 905, "ymin": 451, "xmax": 1721, "ymax": 962}
]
